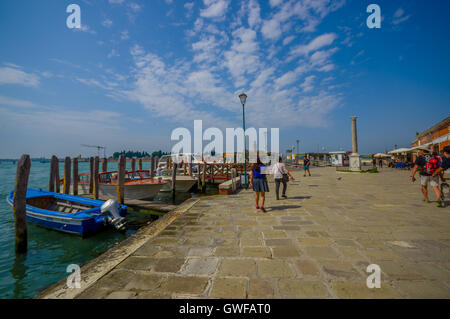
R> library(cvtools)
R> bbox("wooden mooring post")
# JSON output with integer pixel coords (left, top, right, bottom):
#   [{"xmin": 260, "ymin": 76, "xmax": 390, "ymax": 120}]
[
  {"xmin": 171, "ymin": 163, "xmax": 177, "ymax": 201},
  {"xmin": 150, "ymin": 156, "xmax": 156, "ymax": 178},
  {"xmin": 89, "ymin": 157, "xmax": 94, "ymax": 194},
  {"xmin": 197, "ymin": 164, "xmax": 201, "ymax": 189},
  {"xmin": 202, "ymin": 163, "xmax": 207, "ymax": 193},
  {"xmin": 93, "ymin": 156, "xmax": 99, "ymax": 200},
  {"xmin": 101, "ymin": 158, "xmax": 108, "ymax": 172},
  {"xmin": 73, "ymin": 157, "xmax": 78, "ymax": 196},
  {"xmin": 13, "ymin": 155, "xmax": 30, "ymax": 254},
  {"xmin": 138, "ymin": 158, "xmax": 143, "ymax": 171},
  {"xmin": 49, "ymin": 155, "xmax": 59, "ymax": 192},
  {"xmin": 63, "ymin": 157, "xmax": 71, "ymax": 194},
  {"xmin": 116, "ymin": 155, "xmax": 126, "ymax": 204},
  {"xmin": 131, "ymin": 158, "xmax": 136, "ymax": 171}
]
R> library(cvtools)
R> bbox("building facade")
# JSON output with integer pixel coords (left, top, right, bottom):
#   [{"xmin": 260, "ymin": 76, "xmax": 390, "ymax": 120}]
[{"xmin": 411, "ymin": 116, "xmax": 450, "ymax": 155}]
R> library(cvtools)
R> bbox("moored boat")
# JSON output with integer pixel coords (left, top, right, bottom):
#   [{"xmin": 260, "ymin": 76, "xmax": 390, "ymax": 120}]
[
  {"xmin": 159, "ymin": 175, "xmax": 197, "ymax": 192},
  {"xmin": 71, "ymin": 170, "xmax": 167, "ymax": 200},
  {"xmin": 6, "ymin": 189, "xmax": 127, "ymax": 236}
]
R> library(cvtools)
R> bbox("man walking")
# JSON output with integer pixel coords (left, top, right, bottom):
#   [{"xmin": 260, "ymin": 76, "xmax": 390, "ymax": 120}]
[
  {"xmin": 303, "ymin": 156, "xmax": 311, "ymax": 177},
  {"xmin": 432, "ymin": 146, "xmax": 450, "ymax": 177},
  {"xmin": 411, "ymin": 147, "xmax": 443, "ymax": 207},
  {"xmin": 433, "ymin": 146, "xmax": 450, "ymax": 202}
]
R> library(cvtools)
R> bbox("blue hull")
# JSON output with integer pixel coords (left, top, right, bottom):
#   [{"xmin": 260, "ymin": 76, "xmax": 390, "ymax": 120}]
[{"xmin": 7, "ymin": 189, "xmax": 127, "ymax": 236}]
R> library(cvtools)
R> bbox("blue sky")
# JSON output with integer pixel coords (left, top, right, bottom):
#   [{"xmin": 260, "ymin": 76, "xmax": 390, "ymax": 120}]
[{"xmin": 0, "ymin": 0, "xmax": 449, "ymax": 158}]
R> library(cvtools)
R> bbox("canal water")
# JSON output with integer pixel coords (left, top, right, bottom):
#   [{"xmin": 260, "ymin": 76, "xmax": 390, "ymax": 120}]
[{"xmin": 0, "ymin": 160, "xmax": 193, "ymax": 299}]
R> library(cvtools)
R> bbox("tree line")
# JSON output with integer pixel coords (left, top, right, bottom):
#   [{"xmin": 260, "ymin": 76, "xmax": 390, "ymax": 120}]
[{"xmin": 112, "ymin": 150, "xmax": 169, "ymax": 159}]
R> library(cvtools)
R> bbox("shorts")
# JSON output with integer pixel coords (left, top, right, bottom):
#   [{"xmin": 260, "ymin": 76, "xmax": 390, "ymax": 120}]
[
  {"xmin": 304, "ymin": 166, "xmax": 310, "ymax": 171},
  {"xmin": 420, "ymin": 175, "xmax": 439, "ymax": 187}
]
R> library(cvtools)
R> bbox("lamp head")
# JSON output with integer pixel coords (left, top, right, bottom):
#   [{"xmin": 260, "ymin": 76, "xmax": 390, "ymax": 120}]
[{"xmin": 239, "ymin": 92, "xmax": 247, "ymax": 106}]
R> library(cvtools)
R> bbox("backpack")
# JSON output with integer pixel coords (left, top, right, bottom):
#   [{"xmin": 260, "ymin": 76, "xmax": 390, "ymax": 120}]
[{"xmin": 423, "ymin": 155, "xmax": 440, "ymax": 175}]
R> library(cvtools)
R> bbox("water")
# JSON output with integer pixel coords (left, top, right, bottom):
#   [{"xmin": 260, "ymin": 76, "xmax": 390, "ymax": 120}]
[{"xmin": 0, "ymin": 161, "xmax": 169, "ymax": 299}]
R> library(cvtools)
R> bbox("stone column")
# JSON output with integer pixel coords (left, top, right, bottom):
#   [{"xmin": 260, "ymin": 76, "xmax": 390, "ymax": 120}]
[
  {"xmin": 349, "ymin": 116, "xmax": 361, "ymax": 171},
  {"xmin": 351, "ymin": 116, "xmax": 358, "ymax": 154}
]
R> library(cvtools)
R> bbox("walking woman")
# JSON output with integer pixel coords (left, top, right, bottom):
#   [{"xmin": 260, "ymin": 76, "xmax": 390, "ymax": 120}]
[
  {"xmin": 272, "ymin": 156, "xmax": 295, "ymax": 200},
  {"xmin": 249, "ymin": 157, "xmax": 269, "ymax": 212}
]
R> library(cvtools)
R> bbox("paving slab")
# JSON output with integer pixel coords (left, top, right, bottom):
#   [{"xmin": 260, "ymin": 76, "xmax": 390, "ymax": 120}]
[{"xmin": 40, "ymin": 167, "xmax": 450, "ymax": 299}]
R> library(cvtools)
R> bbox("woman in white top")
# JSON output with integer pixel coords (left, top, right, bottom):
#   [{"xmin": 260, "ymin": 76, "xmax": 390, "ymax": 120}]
[{"xmin": 272, "ymin": 156, "xmax": 295, "ymax": 200}]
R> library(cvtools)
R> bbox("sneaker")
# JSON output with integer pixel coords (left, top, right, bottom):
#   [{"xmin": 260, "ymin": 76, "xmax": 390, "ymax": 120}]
[
  {"xmin": 436, "ymin": 199, "xmax": 443, "ymax": 207},
  {"xmin": 256, "ymin": 206, "xmax": 260, "ymax": 209},
  {"xmin": 423, "ymin": 199, "xmax": 430, "ymax": 203},
  {"xmin": 260, "ymin": 207, "xmax": 266, "ymax": 212},
  {"xmin": 282, "ymin": 195, "xmax": 287, "ymax": 198}
]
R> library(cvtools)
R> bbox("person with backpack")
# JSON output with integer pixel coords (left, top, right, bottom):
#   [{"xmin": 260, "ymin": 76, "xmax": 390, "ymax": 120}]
[
  {"xmin": 432, "ymin": 145, "xmax": 450, "ymax": 179},
  {"xmin": 249, "ymin": 157, "xmax": 269, "ymax": 212},
  {"xmin": 272, "ymin": 156, "xmax": 295, "ymax": 200},
  {"xmin": 303, "ymin": 156, "xmax": 311, "ymax": 177},
  {"xmin": 411, "ymin": 147, "xmax": 443, "ymax": 207}
]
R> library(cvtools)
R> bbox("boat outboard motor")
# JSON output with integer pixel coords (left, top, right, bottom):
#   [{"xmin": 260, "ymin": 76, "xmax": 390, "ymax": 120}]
[{"xmin": 100, "ymin": 199, "xmax": 126, "ymax": 231}]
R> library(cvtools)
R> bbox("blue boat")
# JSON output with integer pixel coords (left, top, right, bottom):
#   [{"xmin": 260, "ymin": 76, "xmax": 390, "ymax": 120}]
[{"xmin": 6, "ymin": 189, "xmax": 127, "ymax": 236}]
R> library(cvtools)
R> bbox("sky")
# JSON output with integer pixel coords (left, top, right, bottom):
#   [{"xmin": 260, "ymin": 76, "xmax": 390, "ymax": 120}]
[{"xmin": 0, "ymin": 0, "xmax": 449, "ymax": 158}]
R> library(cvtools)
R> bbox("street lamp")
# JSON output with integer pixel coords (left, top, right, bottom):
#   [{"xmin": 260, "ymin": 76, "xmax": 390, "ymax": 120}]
[{"xmin": 239, "ymin": 92, "xmax": 248, "ymax": 188}]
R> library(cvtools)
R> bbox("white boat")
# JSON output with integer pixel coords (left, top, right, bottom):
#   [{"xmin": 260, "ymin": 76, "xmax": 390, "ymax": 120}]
[{"xmin": 159, "ymin": 175, "xmax": 197, "ymax": 192}]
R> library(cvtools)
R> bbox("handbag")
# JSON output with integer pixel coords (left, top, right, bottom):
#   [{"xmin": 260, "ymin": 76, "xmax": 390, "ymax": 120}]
[{"xmin": 277, "ymin": 164, "xmax": 289, "ymax": 182}]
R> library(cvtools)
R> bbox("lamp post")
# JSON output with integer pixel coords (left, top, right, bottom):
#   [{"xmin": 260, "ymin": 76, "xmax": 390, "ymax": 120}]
[{"xmin": 239, "ymin": 92, "xmax": 248, "ymax": 188}]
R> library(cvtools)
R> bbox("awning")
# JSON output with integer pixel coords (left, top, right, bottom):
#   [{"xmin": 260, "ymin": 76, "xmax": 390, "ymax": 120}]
[
  {"xmin": 373, "ymin": 153, "xmax": 391, "ymax": 158},
  {"xmin": 409, "ymin": 142, "xmax": 433, "ymax": 151},
  {"xmin": 388, "ymin": 148, "xmax": 412, "ymax": 154}
]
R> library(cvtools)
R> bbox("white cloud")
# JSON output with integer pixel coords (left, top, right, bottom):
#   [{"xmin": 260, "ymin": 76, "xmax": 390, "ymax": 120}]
[
  {"xmin": 120, "ymin": 30, "xmax": 129, "ymax": 40},
  {"xmin": 290, "ymin": 33, "xmax": 337, "ymax": 57},
  {"xmin": 251, "ymin": 67, "xmax": 275, "ymax": 88},
  {"xmin": 269, "ymin": 0, "xmax": 283, "ymax": 7},
  {"xmin": 0, "ymin": 96, "xmax": 36, "ymax": 108},
  {"xmin": 200, "ymin": 0, "xmax": 229, "ymax": 19},
  {"xmin": 108, "ymin": 0, "xmax": 124, "ymax": 4},
  {"xmin": 0, "ymin": 65, "xmax": 40, "ymax": 87},
  {"xmin": 223, "ymin": 27, "xmax": 261, "ymax": 86},
  {"xmin": 184, "ymin": 2, "xmax": 195, "ymax": 17},
  {"xmin": 261, "ymin": 19, "xmax": 282, "ymax": 40},
  {"xmin": 248, "ymin": 0, "xmax": 261, "ymax": 28},
  {"xmin": 274, "ymin": 71, "xmax": 297, "ymax": 89},
  {"xmin": 394, "ymin": 8, "xmax": 404, "ymax": 18},
  {"xmin": 129, "ymin": 2, "xmax": 141, "ymax": 12},
  {"xmin": 300, "ymin": 75, "xmax": 316, "ymax": 92},
  {"xmin": 102, "ymin": 19, "xmax": 113, "ymax": 28},
  {"xmin": 107, "ymin": 49, "xmax": 120, "ymax": 59},
  {"xmin": 283, "ymin": 35, "xmax": 295, "ymax": 46},
  {"xmin": 392, "ymin": 7, "xmax": 411, "ymax": 25},
  {"xmin": 75, "ymin": 24, "xmax": 97, "ymax": 35}
]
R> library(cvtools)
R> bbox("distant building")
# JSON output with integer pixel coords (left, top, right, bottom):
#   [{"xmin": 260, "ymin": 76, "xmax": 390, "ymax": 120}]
[{"xmin": 411, "ymin": 116, "xmax": 450, "ymax": 154}]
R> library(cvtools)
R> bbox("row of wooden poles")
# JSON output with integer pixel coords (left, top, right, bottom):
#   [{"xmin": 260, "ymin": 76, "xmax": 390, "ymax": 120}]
[
  {"xmin": 11, "ymin": 154, "xmax": 161, "ymax": 254},
  {"xmin": 48, "ymin": 155, "xmax": 161, "ymax": 203}
]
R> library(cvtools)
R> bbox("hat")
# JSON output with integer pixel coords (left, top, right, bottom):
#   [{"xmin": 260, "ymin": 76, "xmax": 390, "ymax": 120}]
[{"xmin": 443, "ymin": 146, "xmax": 450, "ymax": 153}]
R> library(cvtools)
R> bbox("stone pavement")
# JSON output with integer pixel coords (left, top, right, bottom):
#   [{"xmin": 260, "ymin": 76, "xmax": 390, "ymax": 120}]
[{"xmin": 75, "ymin": 167, "xmax": 450, "ymax": 299}]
